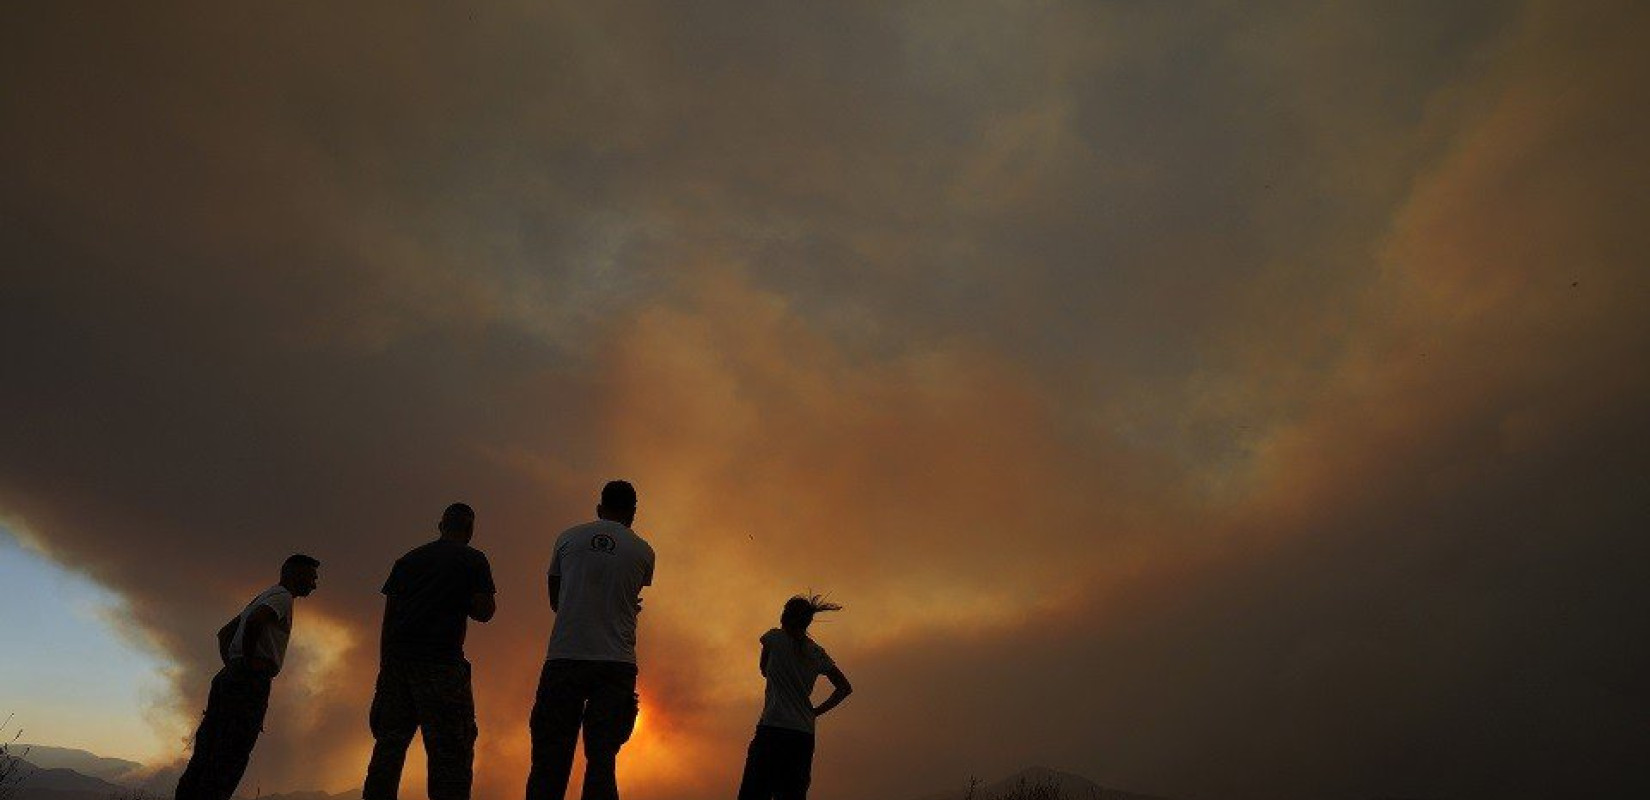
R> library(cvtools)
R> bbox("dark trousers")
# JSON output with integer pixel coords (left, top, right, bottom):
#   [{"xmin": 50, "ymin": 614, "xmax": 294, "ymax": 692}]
[
  {"xmin": 736, "ymin": 725, "xmax": 816, "ymax": 800},
  {"xmin": 525, "ymin": 659, "xmax": 639, "ymax": 800},
  {"xmin": 364, "ymin": 658, "xmax": 479, "ymax": 800},
  {"xmin": 175, "ymin": 664, "xmax": 272, "ymax": 800}
]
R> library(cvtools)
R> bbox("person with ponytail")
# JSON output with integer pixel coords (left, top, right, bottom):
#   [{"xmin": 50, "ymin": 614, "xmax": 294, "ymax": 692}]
[{"xmin": 736, "ymin": 594, "xmax": 853, "ymax": 800}]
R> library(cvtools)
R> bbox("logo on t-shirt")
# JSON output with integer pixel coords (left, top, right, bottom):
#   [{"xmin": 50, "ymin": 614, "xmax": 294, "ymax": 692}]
[{"xmin": 590, "ymin": 533, "xmax": 617, "ymax": 553}]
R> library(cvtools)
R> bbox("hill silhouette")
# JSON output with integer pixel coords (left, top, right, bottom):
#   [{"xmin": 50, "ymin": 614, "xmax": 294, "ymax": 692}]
[
  {"xmin": 7, "ymin": 756, "xmax": 128, "ymax": 800},
  {"xmin": 14, "ymin": 746, "xmax": 142, "ymax": 784},
  {"xmin": 913, "ymin": 766, "xmax": 1170, "ymax": 800},
  {"xmin": 4, "ymin": 746, "xmax": 359, "ymax": 800}
]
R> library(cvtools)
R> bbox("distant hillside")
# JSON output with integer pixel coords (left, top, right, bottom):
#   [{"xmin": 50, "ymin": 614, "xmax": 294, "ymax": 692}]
[
  {"xmin": 127, "ymin": 765, "xmax": 179, "ymax": 798},
  {"xmin": 912, "ymin": 766, "xmax": 1170, "ymax": 800},
  {"xmin": 15, "ymin": 746, "xmax": 142, "ymax": 783},
  {"xmin": 1, "ymin": 739, "xmax": 372, "ymax": 800},
  {"xmin": 11, "ymin": 789, "xmax": 127, "ymax": 800},
  {"xmin": 9, "ymin": 757, "xmax": 130, "ymax": 800},
  {"xmin": 6, "ymin": 757, "xmax": 355, "ymax": 800},
  {"xmin": 7, "ymin": 747, "xmax": 1173, "ymax": 800}
]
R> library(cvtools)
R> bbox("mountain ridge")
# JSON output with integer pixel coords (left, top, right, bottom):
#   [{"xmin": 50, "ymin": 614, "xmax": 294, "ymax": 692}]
[
  {"xmin": 7, "ymin": 745, "xmax": 1181, "ymax": 800},
  {"xmin": 14, "ymin": 746, "xmax": 143, "ymax": 783},
  {"xmin": 8, "ymin": 757, "xmax": 129, "ymax": 799}
]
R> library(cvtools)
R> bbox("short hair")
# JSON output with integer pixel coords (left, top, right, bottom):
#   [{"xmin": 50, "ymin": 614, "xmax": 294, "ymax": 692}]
[
  {"xmin": 440, "ymin": 503, "xmax": 475, "ymax": 534},
  {"xmin": 600, "ymin": 480, "xmax": 637, "ymax": 510},
  {"xmin": 282, "ymin": 553, "xmax": 321, "ymax": 573}
]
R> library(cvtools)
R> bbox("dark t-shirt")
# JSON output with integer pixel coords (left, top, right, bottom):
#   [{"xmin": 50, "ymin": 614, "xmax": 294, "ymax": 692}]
[{"xmin": 380, "ymin": 539, "xmax": 495, "ymax": 664}]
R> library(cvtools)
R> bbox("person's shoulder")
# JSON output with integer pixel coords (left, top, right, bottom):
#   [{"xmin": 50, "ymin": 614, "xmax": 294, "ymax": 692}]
[
  {"xmin": 760, "ymin": 628, "xmax": 785, "ymax": 646},
  {"xmin": 596, "ymin": 519, "xmax": 631, "ymax": 535},
  {"xmin": 401, "ymin": 539, "xmax": 465, "ymax": 568},
  {"xmin": 557, "ymin": 520, "xmax": 601, "ymax": 541},
  {"xmin": 551, "ymin": 521, "xmax": 589, "ymax": 552},
  {"xmin": 261, "ymin": 585, "xmax": 294, "ymax": 612},
  {"xmin": 625, "ymin": 526, "xmax": 655, "ymax": 554},
  {"xmin": 435, "ymin": 540, "xmax": 487, "ymax": 567}
]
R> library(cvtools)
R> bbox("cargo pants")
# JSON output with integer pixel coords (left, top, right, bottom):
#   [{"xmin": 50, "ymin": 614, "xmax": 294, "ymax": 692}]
[{"xmin": 363, "ymin": 658, "xmax": 478, "ymax": 800}]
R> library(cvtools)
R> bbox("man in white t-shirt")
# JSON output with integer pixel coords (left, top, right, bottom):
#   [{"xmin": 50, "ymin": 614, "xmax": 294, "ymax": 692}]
[
  {"xmin": 525, "ymin": 480, "xmax": 655, "ymax": 800},
  {"xmin": 175, "ymin": 553, "xmax": 320, "ymax": 800}
]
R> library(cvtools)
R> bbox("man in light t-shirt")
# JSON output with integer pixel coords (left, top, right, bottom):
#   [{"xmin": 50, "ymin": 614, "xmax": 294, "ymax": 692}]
[
  {"xmin": 175, "ymin": 553, "xmax": 320, "ymax": 800},
  {"xmin": 525, "ymin": 480, "xmax": 655, "ymax": 800}
]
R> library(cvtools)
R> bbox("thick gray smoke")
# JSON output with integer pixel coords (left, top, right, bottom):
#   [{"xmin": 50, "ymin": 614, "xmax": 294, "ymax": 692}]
[{"xmin": 3, "ymin": 2, "xmax": 1646, "ymax": 798}]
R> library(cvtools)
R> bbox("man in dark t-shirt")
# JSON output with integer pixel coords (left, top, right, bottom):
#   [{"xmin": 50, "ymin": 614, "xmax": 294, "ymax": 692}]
[{"xmin": 364, "ymin": 503, "xmax": 496, "ymax": 800}]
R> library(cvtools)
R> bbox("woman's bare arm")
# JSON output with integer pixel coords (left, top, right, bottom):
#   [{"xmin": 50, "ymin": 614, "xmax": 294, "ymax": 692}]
[{"xmin": 812, "ymin": 666, "xmax": 853, "ymax": 717}]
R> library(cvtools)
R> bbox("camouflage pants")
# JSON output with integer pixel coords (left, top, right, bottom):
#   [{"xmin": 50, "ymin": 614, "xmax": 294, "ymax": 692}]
[
  {"xmin": 175, "ymin": 664, "xmax": 271, "ymax": 800},
  {"xmin": 364, "ymin": 659, "xmax": 478, "ymax": 800},
  {"xmin": 525, "ymin": 660, "xmax": 639, "ymax": 800}
]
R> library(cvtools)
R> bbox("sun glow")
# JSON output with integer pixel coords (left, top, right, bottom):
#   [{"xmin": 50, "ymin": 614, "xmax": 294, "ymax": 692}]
[
  {"xmin": 459, "ymin": 680, "xmax": 727, "ymax": 800},
  {"xmin": 615, "ymin": 687, "xmax": 723, "ymax": 797}
]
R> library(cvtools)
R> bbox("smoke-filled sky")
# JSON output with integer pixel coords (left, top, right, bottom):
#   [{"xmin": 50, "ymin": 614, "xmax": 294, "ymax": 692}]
[{"xmin": 3, "ymin": 2, "xmax": 1648, "ymax": 799}]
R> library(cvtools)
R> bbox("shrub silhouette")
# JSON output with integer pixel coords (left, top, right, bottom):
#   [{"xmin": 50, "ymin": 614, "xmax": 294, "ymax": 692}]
[
  {"xmin": 0, "ymin": 715, "xmax": 28, "ymax": 800},
  {"xmin": 964, "ymin": 774, "xmax": 1141, "ymax": 800},
  {"xmin": 967, "ymin": 776, "xmax": 1071, "ymax": 800}
]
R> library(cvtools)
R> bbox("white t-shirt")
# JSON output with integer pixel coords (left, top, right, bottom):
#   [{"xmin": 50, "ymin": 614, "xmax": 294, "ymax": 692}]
[
  {"xmin": 757, "ymin": 628, "xmax": 836, "ymax": 735},
  {"xmin": 227, "ymin": 585, "xmax": 294, "ymax": 674},
  {"xmin": 545, "ymin": 520, "xmax": 655, "ymax": 664}
]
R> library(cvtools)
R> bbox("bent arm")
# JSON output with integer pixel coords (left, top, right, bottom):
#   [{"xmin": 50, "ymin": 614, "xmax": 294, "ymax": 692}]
[
  {"xmin": 812, "ymin": 666, "xmax": 853, "ymax": 718},
  {"xmin": 380, "ymin": 593, "xmax": 398, "ymax": 653},
  {"xmin": 237, "ymin": 605, "xmax": 280, "ymax": 674},
  {"xmin": 469, "ymin": 592, "xmax": 496, "ymax": 623},
  {"xmin": 216, "ymin": 616, "xmax": 239, "ymax": 665}
]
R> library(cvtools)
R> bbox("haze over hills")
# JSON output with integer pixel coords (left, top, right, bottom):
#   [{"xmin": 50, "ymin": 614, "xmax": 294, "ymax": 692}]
[
  {"xmin": 6, "ymin": 760, "xmax": 1156, "ymax": 800},
  {"xmin": 6, "ymin": 744, "xmax": 1170, "ymax": 800},
  {"xmin": 7, "ymin": 747, "xmax": 1437, "ymax": 800},
  {"xmin": 4, "ymin": 745, "xmax": 356, "ymax": 800},
  {"xmin": 6, "ymin": 756, "xmax": 355, "ymax": 800},
  {"xmin": 15, "ymin": 746, "xmax": 143, "ymax": 783},
  {"xmin": 7, "ymin": 756, "xmax": 129, "ymax": 800}
]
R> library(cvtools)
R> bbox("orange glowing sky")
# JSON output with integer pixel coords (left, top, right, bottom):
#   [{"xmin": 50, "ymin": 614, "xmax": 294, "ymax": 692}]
[{"xmin": 2, "ymin": 2, "xmax": 1648, "ymax": 799}]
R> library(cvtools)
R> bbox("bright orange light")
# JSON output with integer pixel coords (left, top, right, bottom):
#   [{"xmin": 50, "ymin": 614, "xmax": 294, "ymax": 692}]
[{"xmin": 616, "ymin": 691, "xmax": 724, "ymax": 797}]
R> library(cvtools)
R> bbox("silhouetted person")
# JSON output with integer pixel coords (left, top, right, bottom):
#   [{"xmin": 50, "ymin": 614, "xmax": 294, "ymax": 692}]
[
  {"xmin": 525, "ymin": 480, "xmax": 655, "ymax": 800},
  {"xmin": 735, "ymin": 595, "xmax": 852, "ymax": 800},
  {"xmin": 175, "ymin": 553, "xmax": 321, "ymax": 800},
  {"xmin": 364, "ymin": 503, "xmax": 496, "ymax": 800}
]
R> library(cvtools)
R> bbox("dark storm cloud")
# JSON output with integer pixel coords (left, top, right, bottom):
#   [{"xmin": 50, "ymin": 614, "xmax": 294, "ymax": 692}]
[{"xmin": 3, "ymin": 1, "xmax": 1647, "ymax": 799}]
